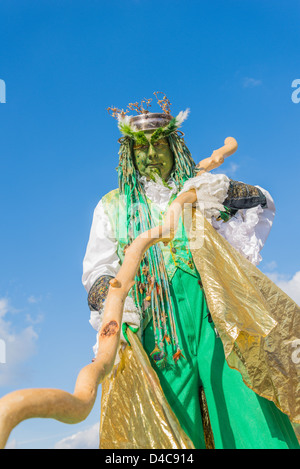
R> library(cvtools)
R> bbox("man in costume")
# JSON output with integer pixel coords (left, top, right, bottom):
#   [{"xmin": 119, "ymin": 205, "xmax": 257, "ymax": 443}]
[{"xmin": 82, "ymin": 93, "xmax": 300, "ymax": 449}]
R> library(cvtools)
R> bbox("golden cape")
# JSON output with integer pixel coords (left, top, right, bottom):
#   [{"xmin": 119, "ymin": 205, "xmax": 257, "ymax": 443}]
[{"xmin": 99, "ymin": 210, "xmax": 300, "ymax": 448}]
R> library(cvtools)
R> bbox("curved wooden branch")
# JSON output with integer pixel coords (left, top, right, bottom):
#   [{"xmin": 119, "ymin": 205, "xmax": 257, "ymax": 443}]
[
  {"xmin": 0, "ymin": 190, "xmax": 197, "ymax": 449},
  {"xmin": 196, "ymin": 136, "xmax": 238, "ymax": 173}
]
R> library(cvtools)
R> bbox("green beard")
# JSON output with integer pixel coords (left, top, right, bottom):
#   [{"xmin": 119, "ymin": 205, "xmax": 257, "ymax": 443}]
[{"xmin": 147, "ymin": 168, "xmax": 173, "ymax": 189}]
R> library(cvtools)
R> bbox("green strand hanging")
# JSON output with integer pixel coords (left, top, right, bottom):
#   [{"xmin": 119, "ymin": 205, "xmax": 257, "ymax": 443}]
[{"xmin": 117, "ymin": 131, "xmax": 197, "ymax": 366}]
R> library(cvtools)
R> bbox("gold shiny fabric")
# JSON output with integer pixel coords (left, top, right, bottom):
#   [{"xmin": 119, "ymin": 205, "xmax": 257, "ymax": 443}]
[
  {"xmin": 189, "ymin": 210, "xmax": 300, "ymax": 425},
  {"xmin": 99, "ymin": 328, "xmax": 194, "ymax": 449},
  {"xmin": 198, "ymin": 386, "xmax": 215, "ymax": 449}
]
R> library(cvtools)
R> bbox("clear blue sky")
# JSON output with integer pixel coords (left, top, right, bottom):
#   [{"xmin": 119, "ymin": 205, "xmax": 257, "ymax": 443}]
[{"xmin": 0, "ymin": 0, "xmax": 299, "ymax": 448}]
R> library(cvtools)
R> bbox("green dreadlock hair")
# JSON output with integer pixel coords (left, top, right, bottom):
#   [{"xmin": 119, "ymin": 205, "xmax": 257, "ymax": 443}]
[{"xmin": 117, "ymin": 131, "xmax": 197, "ymax": 367}]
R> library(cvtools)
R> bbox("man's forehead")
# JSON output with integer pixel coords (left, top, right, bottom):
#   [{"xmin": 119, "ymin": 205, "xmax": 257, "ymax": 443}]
[
  {"xmin": 133, "ymin": 136, "xmax": 169, "ymax": 150},
  {"xmin": 142, "ymin": 131, "xmax": 168, "ymax": 143}
]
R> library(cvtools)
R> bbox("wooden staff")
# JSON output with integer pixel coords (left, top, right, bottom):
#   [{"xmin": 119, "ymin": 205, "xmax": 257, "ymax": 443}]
[
  {"xmin": 0, "ymin": 136, "xmax": 238, "ymax": 449},
  {"xmin": 196, "ymin": 137, "xmax": 238, "ymax": 173}
]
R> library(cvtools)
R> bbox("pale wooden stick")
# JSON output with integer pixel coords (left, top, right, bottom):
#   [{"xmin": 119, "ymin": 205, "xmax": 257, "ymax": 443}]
[
  {"xmin": 0, "ymin": 190, "xmax": 196, "ymax": 449},
  {"xmin": 196, "ymin": 136, "xmax": 238, "ymax": 173}
]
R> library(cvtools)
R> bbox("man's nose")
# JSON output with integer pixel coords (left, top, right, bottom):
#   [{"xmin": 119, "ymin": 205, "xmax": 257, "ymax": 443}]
[{"xmin": 148, "ymin": 143, "xmax": 157, "ymax": 160}]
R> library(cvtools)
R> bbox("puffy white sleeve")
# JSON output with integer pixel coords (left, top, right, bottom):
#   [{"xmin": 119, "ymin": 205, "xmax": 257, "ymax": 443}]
[
  {"xmin": 212, "ymin": 186, "xmax": 276, "ymax": 266},
  {"xmin": 82, "ymin": 199, "xmax": 141, "ymax": 357},
  {"xmin": 82, "ymin": 199, "xmax": 121, "ymax": 293},
  {"xmin": 178, "ymin": 172, "xmax": 230, "ymax": 220},
  {"xmin": 178, "ymin": 173, "xmax": 275, "ymax": 266}
]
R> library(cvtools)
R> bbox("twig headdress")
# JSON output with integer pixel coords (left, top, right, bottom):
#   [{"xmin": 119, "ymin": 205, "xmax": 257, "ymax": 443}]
[{"xmin": 108, "ymin": 92, "xmax": 190, "ymax": 146}]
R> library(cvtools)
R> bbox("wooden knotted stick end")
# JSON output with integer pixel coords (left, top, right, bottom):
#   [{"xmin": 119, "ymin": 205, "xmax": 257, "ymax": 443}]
[{"xmin": 109, "ymin": 278, "xmax": 121, "ymax": 288}]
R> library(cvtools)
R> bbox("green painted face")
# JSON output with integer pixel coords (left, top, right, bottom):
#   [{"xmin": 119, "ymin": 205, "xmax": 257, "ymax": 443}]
[{"xmin": 132, "ymin": 131, "xmax": 174, "ymax": 182}]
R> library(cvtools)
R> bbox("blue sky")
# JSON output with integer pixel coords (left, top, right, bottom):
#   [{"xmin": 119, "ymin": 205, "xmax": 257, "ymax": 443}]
[{"xmin": 0, "ymin": 0, "xmax": 299, "ymax": 448}]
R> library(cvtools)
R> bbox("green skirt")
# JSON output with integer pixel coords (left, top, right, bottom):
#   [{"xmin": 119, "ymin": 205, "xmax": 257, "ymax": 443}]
[{"xmin": 143, "ymin": 268, "xmax": 299, "ymax": 449}]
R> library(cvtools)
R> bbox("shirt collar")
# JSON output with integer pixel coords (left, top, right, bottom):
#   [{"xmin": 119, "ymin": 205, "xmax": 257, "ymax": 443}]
[{"xmin": 138, "ymin": 174, "xmax": 178, "ymax": 210}]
